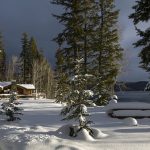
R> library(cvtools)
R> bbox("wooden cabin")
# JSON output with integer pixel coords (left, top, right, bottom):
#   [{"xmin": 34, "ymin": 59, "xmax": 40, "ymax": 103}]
[
  {"xmin": 17, "ymin": 84, "xmax": 35, "ymax": 96},
  {"xmin": 0, "ymin": 82, "xmax": 35, "ymax": 98},
  {"xmin": 0, "ymin": 82, "xmax": 12, "ymax": 94}
]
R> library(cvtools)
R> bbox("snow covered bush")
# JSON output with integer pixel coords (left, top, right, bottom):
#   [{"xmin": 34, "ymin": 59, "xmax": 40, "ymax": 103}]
[{"xmin": 1, "ymin": 91, "xmax": 23, "ymax": 121}]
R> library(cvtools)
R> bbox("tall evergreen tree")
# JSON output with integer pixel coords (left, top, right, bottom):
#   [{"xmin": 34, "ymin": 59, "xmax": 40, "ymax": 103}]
[
  {"xmin": 53, "ymin": 0, "xmax": 122, "ymax": 108},
  {"xmin": 28, "ymin": 37, "xmax": 40, "ymax": 83},
  {"xmin": 55, "ymin": 47, "xmax": 70, "ymax": 103},
  {"xmin": 92, "ymin": 0, "xmax": 122, "ymax": 105},
  {"xmin": 0, "ymin": 33, "xmax": 6, "ymax": 81},
  {"xmin": 29, "ymin": 37, "xmax": 40, "ymax": 60},
  {"xmin": 129, "ymin": 0, "xmax": 150, "ymax": 72},
  {"xmin": 52, "ymin": 0, "xmax": 97, "ymax": 75},
  {"xmin": 19, "ymin": 33, "xmax": 30, "ymax": 83},
  {"xmin": 19, "ymin": 33, "xmax": 40, "ymax": 83},
  {"xmin": 52, "ymin": 0, "xmax": 99, "ymax": 136},
  {"xmin": 52, "ymin": 0, "xmax": 98, "ymax": 102},
  {"xmin": 61, "ymin": 57, "xmax": 94, "ymax": 137}
]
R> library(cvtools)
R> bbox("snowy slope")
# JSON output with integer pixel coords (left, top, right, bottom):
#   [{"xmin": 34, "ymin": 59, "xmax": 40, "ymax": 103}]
[{"xmin": 0, "ymin": 99, "xmax": 150, "ymax": 150}]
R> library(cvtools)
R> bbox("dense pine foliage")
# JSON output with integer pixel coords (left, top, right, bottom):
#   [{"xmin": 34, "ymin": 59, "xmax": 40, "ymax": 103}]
[
  {"xmin": 0, "ymin": 32, "xmax": 55, "ymax": 99},
  {"xmin": 19, "ymin": 33, "xmax": 41, "ymax": 84},
  {"xmin": 61, "ymin": 58, "xmax": 94, "ymax": 136},
  {"xmin": 53, "ymin": 0, "xmax": 123, "ymax": 106},
  {"xmin": 91, "ymin": 0, "xmax": 123, "ymax": 105},
  {"xmin": 0, "ymin": 33, "xmax": 6, "ymax": 81},
  {"xmin": 129, "ymin": 0, "xmax": 150, "ymax": 72}
]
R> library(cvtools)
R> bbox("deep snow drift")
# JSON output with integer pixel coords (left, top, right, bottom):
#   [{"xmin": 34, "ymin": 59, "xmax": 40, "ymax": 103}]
[{"xmin": 0, "ymin": 99, "xmax": 150, "ymax": 150}]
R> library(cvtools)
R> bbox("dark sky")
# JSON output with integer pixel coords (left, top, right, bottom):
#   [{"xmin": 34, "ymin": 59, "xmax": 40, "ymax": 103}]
[{"xmin": 0, "ymin": 0, "xmax": 149, "ymax": 82}]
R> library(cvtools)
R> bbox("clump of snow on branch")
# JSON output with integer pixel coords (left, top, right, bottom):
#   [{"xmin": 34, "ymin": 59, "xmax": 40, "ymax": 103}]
[
  {"xmin": 83, "ymin": 90, "xmax": 94, "ymax": 97},
  {"xmin": 109, "ymin": 95, "xmax": 118, "ymax": 104}
]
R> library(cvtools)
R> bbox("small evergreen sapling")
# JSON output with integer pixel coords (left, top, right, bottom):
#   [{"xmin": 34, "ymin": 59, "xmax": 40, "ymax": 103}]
[
  {"xmin": 1, "ymin": 91, "xmax": 23, "ymax": 121},
  {"xmin": 145, "ymin": 81, "xmax": 150, "ymax": 91},
  {"xmin": 61, "ymin": 58, "xmax": 94, "ymax": 137}
]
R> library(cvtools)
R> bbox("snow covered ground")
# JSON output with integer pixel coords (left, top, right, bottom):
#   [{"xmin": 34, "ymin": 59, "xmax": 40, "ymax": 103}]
[{"xmin": 0, "ymin": 99, "xmax": 150, "ymax": 150}]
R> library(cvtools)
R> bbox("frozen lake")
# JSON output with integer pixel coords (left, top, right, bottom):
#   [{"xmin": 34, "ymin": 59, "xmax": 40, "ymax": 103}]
[{"xmin": 117, "ymin": 91, "xmax": 150, "ymax": 103}]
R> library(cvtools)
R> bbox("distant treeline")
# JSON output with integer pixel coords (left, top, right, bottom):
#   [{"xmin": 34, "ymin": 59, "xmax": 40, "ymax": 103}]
[
  {"xmin": 115, "ymin": 81, "xmax": 148, "ymax": 91},
  {"xmin": 0, "ymin": 32, "xmax": 55, "ymax": 98}
]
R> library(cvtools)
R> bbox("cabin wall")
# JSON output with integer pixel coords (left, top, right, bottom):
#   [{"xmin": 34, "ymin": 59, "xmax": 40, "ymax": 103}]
[
  {"xmin": 17, "ymin": 87, "xmax": 33, "ymax": 95},
  {"xmin": 0, "ymin": 83, "xmax": 35, "ymax": 97},
  {"xmin": 23, "ymin": 89, "xmax": 32, "ymax": 95},
  {"xmin": 0, "ymin": 88, "xmax": 3, "ymax": 94}
]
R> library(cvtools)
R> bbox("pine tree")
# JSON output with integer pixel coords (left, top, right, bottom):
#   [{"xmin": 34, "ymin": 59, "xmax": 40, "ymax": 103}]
[
  {"xmin": 129, "ymin": 0, "xmax": 150, "ymax": 72},
  {"xmin": 28, "ymin": 37, "xmax": 41, "ymax": 83},
  {"xmin": 61, "ymin": 57, "xmax": 94, "ymax": 137},
  {"xmin": 91, "ymin": 0, "xmax": 122, "ymax": 105},
  {"xmin": 53, "ymin": 0, "xmax": 122, "ymax": 106},
  {"xmin": 52, "ymin": 0, "xmax": 99, "ymax": 104},
  {"xmin": 52, "ymin": 0, "xmax": 97, "ymax": 75},
  {"xmin": 19, "ymin": 33, "xmax": 30, "ymax": 83},
  {"xmin": 19, "ymin": 33, "xmax": 41, "ymax": 83},
  {"xmin": 52, "ymin": 1, "xmax": 99, "ymax": 136},
  {"xmin": 29, "ymin": 37, "xmax": 40, "ymax": 60},
  {"xmin": 0, "ymin": 33, "xmax": 6, "ymax": 81},
  {"xmin": 55, "ymin": 47, "xmax": 70, "ymax": 103},
  {"xmin": 1, "ymin": 92, "xmax": 23, "ymax": 121},
  {"xmin": 0, "ymin": 81, "xmax": 23, "ymax": 121}
]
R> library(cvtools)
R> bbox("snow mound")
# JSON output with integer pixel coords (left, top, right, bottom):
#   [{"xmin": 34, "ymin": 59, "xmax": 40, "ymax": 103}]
[
  {"xmin": 112, "ymin": 95, "xmax": 118, "ymax": 100},
  {"xmin": 77, "ymin": 128, "xmax": 94, "ymax": 141},
  {"xmin": 92, "ymin": 128, "xmax": 108, "ymax": 139},
  {"xmin": 109, "ymin": 99, "xmax": 117, "ymax": 104},
  {"xmin": 90, "ymin": 103, "xmax": 97, "ymax": 107},
  {"xmin": 56, "ymin": 124, "xmax": 107, "ymax": 141},
  {"xmin": 123, "ymin": 117, "xmax": 138, "ymax": 126},
  {"xmin": 56, "ymin": 124, "xmax": 73, "ymax": 136}
]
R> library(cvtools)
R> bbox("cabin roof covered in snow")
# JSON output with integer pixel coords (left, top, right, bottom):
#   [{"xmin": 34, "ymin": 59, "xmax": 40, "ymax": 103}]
[
  {"xmin": 17, "ymin": 84, "xmax": 35, "ymax": 90},
  {"xmin": 0, "ymin": 82, "xmax": 35, "ymax": 90},
  {"xmin": 0, "ymin": 82, "xmax": 12, "ymax": 89}
]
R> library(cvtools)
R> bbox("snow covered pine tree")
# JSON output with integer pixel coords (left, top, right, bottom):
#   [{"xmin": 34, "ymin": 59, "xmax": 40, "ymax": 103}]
[
  {"xmin": 61, "ymin": 58, "xmax": 95, "ymax": 137},
  {"xmin": 1, "ymin": 91, "xmax": 23, "ymax": 121}
]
